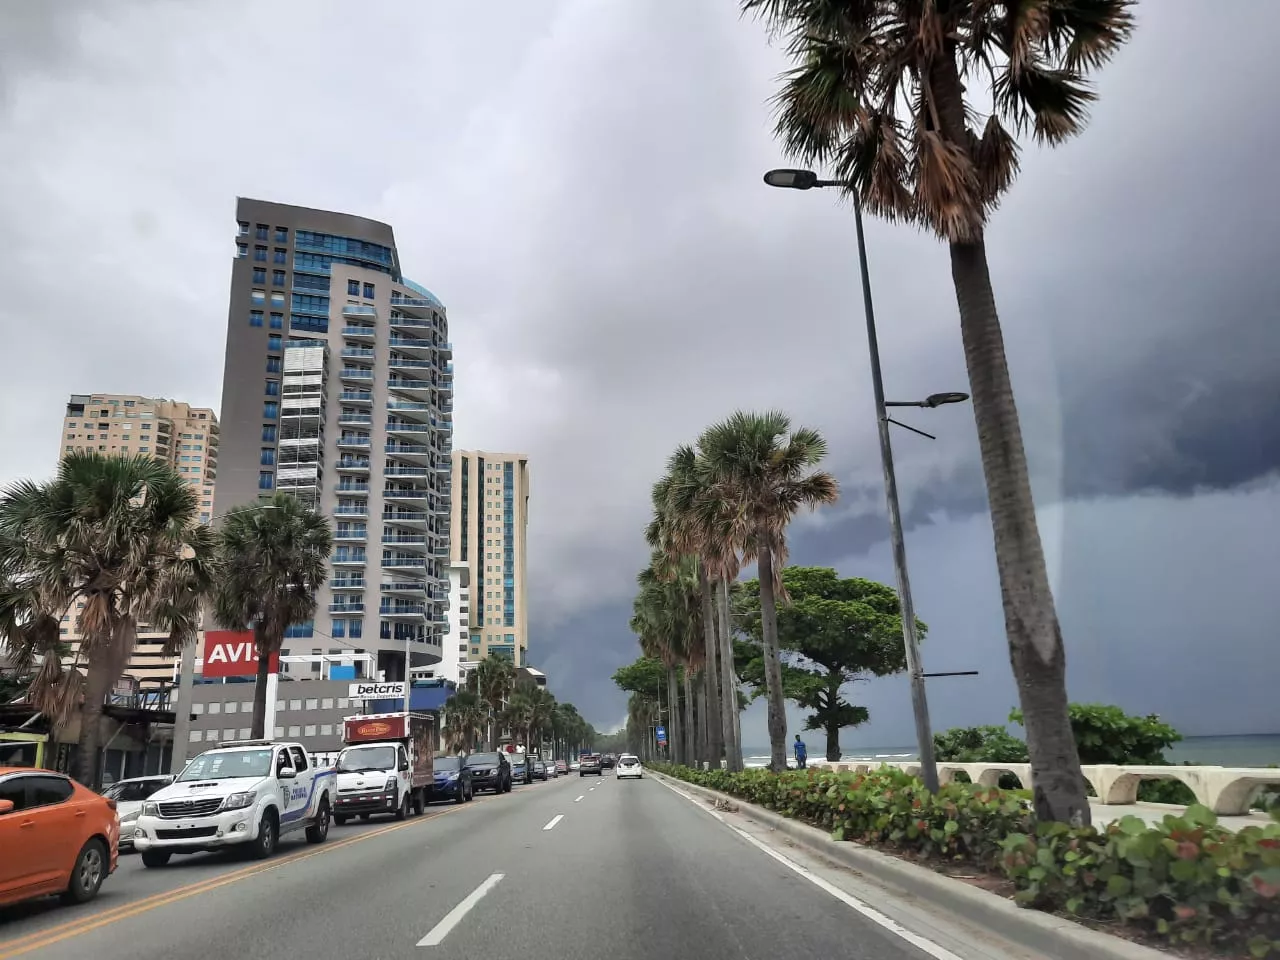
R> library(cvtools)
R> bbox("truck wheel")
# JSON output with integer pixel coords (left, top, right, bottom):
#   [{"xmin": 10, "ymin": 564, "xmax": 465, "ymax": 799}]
[
  {"xmin": 62, "ymin": 839, "xmax": 107, "ymax": 903},
  {"xmin": 414, "ymin": 790, "xmax": 426, "ymax": 816},
  {"xmin": 395, "ymin": 793, "xmax": 409, "ymax": 821},
  {"xmin": 141, "ymin": 850, "xmax": 171, "ymax": 869},
  {"xmin": 306, "ymin": 799, "xmax": 330, "ymax": 844},
  {"xmin": 251, "ymin": 809, "xmax": 279, "ymax": 860}
]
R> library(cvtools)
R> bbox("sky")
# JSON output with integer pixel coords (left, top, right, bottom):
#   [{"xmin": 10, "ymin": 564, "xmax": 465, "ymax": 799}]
[{"xmin": 1, "ymin": 1, "xmax": 1277, "ymax": 744}]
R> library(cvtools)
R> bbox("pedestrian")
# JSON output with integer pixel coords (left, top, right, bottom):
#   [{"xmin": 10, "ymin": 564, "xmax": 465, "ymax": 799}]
[{"xmin": 793, "ymin": 734, "xmax": 807, "ymax": 769}]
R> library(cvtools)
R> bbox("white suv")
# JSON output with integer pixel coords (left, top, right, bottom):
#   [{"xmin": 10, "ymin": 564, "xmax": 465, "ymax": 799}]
[
  {"xmin": 133, "ymin": 740, "xmax": 335, "ymax": 867},
  {"xmin": 615, "ymin": 755, "xmax": 643, "ymax": 779}
]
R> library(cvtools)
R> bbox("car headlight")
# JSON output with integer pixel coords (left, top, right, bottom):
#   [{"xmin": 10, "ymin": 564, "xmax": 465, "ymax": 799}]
[
  {"xmin": 384, "ymin": 777, "xmax": 398, "ymax": 792},
  {"xmin": 442, "ymin": 771, "xmax": 459, "ymax": 781},
  {"xmin": 119, "ymin": 810, "xmax": 141, "ymax": 824},
  {"xmin": 141, "ymin": 802, "xmax": 159, "ymax": 817},
  {"xmin": 223, "ymin": 791, "xmax": 256, "ymax": 811}
]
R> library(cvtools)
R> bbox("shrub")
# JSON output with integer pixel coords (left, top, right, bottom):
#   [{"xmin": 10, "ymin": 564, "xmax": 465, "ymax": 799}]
[{"xmin": 652, "ymin": 763, "xmax": 1280, "ymax": 957}]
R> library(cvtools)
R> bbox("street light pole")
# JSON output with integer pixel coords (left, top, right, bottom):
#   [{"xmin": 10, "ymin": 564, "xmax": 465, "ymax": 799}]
[{"xmin": 763, "ymin": 168, "xmax": 942, "ymax": 793}]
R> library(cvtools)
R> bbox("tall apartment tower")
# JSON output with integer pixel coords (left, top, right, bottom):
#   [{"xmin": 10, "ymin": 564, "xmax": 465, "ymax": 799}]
[
  {"xmin": 59, "ymin": 394, "xmax": 219, "ymax": 682},
  {"xmin": 449, "ymin": 452, "xmax": 530, "ymax": 665},
  {"xmin": 215, "ymin": 199, "xmax": 454, "ymax": 683}
]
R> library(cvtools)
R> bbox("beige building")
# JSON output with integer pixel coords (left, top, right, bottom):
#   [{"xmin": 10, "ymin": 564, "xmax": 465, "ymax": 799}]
[
  {"xmin": 59, "ymin": 394, "xmax": 220, "ymax": 684},
  {"xmin": 450, "ymin": 452, "xmax": 530, "ymax": 665}
]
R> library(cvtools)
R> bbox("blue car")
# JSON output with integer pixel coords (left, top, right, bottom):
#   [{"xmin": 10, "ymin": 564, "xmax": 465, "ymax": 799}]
[{"xmin": 432, "ymin": 756, "xmax": 474, "ymax": 804}]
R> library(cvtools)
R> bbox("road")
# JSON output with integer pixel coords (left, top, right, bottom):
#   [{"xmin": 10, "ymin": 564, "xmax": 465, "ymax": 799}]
[{"xmin": 0, "ymin": 771, "xmax": 1045, "ymax": 960}]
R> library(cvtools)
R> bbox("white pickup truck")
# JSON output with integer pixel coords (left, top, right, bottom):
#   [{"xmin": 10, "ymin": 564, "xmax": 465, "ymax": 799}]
[{"xmin": 133, "ymin": 739, "xmax": 335, "ymax": 867}]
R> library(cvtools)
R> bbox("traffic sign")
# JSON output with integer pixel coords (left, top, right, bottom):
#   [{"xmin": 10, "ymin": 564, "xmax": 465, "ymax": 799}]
[{"xmin": 655, "ymin": 725, "xmax": 667, "ymax": 745}]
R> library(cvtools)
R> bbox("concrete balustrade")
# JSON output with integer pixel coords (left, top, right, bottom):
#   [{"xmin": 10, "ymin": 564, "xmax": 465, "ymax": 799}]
[{"xmin": 810, "ymin": 760, "xmax": 1280, "ymax": 815}]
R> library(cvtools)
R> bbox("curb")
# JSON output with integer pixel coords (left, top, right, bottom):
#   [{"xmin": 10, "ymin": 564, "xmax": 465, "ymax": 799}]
[{"xmin": 652, "ymin": 772, "xmax": 1171, "ymax": 960}]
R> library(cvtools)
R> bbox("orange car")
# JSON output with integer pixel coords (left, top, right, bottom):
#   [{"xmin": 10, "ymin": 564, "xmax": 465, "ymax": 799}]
[{"xmin": 0, "ymin": 767, "xmax": 119, "ymax": 908}]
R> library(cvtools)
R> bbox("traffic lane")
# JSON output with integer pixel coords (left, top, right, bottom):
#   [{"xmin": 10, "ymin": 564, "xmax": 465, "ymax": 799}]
[
  {"xmin": 0, "ymin": 774, "xmax": 572, "ymax": 960},
  {"xmin": 440, "ymin": 772, "xmax": 939, "ymax": 960}
]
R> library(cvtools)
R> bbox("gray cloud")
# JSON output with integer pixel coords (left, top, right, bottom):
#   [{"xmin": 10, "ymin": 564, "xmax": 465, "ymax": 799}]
[{"xmin": 0, "ymin": 1, "xmax": 1276, "ymax": 732}]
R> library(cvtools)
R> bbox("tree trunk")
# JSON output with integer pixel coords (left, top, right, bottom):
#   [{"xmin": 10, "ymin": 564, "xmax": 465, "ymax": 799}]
[
  {"xmin": 825, "ymin": 680, "xmax": 841, "ymax": 761},
  {"xmin": 697, "ymin": 564, "xmax": 723, "ymax": 766},
  {"xmin": 250, "ymin": 621, "xmax": 272, "ymax": 739},
  {"xmin": 717, "ymin": 578, "xmax": 740, "ymax": 771},
  {"xmin": 756, "ymin": 539, "xmax": 788, "ymax": 772},
  {"xmin": 682, "ymin": 671, "xmax": 696, "ymax": 767},
  {"xmin": 949, "ymin": 239, "xmax": 1090, "ymax": 826},
  {"xmin": 666, "ymin": 666, "xmax": 681, "ymax": 764},
  {"xmin": 76, "ymin": 618, "xmax": 135, "ymax": 789}
]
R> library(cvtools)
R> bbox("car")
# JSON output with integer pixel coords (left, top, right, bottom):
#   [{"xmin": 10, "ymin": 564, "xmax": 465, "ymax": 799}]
[
  {"xmin": 0, "ymin": 767, "xmax": 119, "ymax": 909},
  {"xmin": 615, "ymin": 755, "xmax": 643, "ymax": 779},
  {"xmin": 578, "ymin": 754, "xmax": 603, "ymax": 776},
  {"xmin": 509, "ymin": 754, "xmax": 533, "ymax": 786},
  {"xmin": 544, "ymin": 760, "xmax": 559, "ymax": 778},
  {"xmin": 431, "ymin": 756, "xmax": 474, "ymax": 803},
  {"xmin": 532, "ymin": 759, "xmax": 549, "ymax": 781},
  {"xmin": 601, "ymin": 754, "xmax": 617, "ymax": 770},
  {"xmin": 555, "ymin": 760, "xmax": 568, "ymax": 775},
  {"xmin": 102, "ymin": 775, "xmax": 174, "ymax": 851},
  {"xmin": 463, "ymin": 752, "xmax": 512, "ymax": 794},
  {"xmin": 133, "ymin": 739, "xmax": 334, "ymax": 867}
]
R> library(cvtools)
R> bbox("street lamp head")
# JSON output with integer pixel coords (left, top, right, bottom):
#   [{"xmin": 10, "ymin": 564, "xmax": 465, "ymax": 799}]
[
  {"xmin": 763, "ymin": 168, "xmax": 820, "ymax": 190},
  {"xmin": 923, "ymin": 392, "xmax": 970, "ymax": 408}
]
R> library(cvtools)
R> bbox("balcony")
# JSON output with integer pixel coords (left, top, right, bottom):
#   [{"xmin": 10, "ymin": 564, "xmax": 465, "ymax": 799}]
[
  {"xmin": 342, "ymin": 326, "xmax": 375, "ymax": 340},
  {"xmin": 381, "ymin": 580, "xmax": 427, "ymax": 596},
  {"xmin": 385, "ymin": 442, "xmax": 431, "ymax": 460},
  {"xmin": 386, "ymin": 378, "xmax": 433, "ymax": 398},
  {"xmin": 332, "ymin": 553, "xmax": 367, "ymax": 567},
  {"xmin": 383, "ymin": 510, "xmax": 427, "ymax": 526},
  {"xmin": 336, "ymin": 483, "xmax": 370, "ymax": 496},
  {"xmin": 335, "ymin": 458, "xmax": 370, "ymax": 473},
  {"xmin": 388, "ymin": 356, "xmax": 433, "ymax": 371},
  {"xmin": 338, "ymin": 413, "xmax": 373, "ymax": 426},
  {"xmin": 334, "ymin": 527, "xmax": 368, "ymax": 542},
  {"xmin": 385, "ymin": 401, "xmax": 432, "ymax": 422},
  {"xmin": 379, "ymin": 603, "xmax": 426, "ymax": 618},
  {"xmin": 328, "ymin": 601, "xmax": 365, "ymax": 614},
  {"xmin": 385, "ymin": 465, "xmax": 429, "ymax": 479},
  {"xmin": 385, "ymin": 421, "xmax": 431, "ymax": 434},
  {"xmin": 342, "ymin": 305, "xmax": 377, "ymax": 319},
  {"xmin": 382, "ymin": 533, "xmax": 427, "ymax": 547},
  {"xmin": 381, "ymin": 556, "xmax": 427, "ymax": 569},
  {"xmin": 383, "ymin": 487, "xmax": 428, "ymax": 501},
  {"xmin": 437, "ymin": 342, "xmax": 453, "ymax": 358},
  {"xmin": 336, "ymin": 435, "xmax": 371, "ymax": 450},
  {"xmin": 340, "ymin": 391, "xmax": 373, "ymax": 405},
  {"xmin": 387, "ymin": 336, "xmax": 432, "ymax": 355},
  {"xmin": 330, "ymin": 577, "xmax": 366, "ymax": 591},
  {"xmin": 340, "ymin": 368, "xmax": 374, "ymax": 383},
  {"xmin": 341, "ymin": 347, "xmax": 376, "ymax": 362}
]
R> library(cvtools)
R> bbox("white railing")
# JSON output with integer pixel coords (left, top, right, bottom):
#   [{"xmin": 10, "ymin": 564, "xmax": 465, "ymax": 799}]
[{"xmin": 810, "ymin": 760, "xmax": 1280, "ymax": 816}]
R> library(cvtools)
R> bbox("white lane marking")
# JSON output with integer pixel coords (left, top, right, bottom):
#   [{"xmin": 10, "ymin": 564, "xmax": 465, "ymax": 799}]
[
  {"xmin": 574, "ymin": 795, "xmax": 585, "ymax": 802},
  {"xmin": 653, "ymin": 777, "xmax": 966, "ymax": 960},
  {"xmin": 417, "ymin": 873, "xmax": 505, "ymax": 947},
  {"xmin": 543, "ymin": 814, "xmax": 564, "ymax": 831}
]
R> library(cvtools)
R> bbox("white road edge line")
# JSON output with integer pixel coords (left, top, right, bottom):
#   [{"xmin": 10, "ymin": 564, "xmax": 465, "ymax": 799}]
[
  {"xmin": 543, "ymin": 814, "xmax": 564, "ymax": 831},
  {"xmin": 653, "ymin": 776, "xmax": 966, "ymax": 960},
  {"xmin": 574, "ymin": 794, "xmax": 585, "ymax": 802},
  {"xmin": 417, "ymin": 872, "xmax": 505, "ymax": 947}
]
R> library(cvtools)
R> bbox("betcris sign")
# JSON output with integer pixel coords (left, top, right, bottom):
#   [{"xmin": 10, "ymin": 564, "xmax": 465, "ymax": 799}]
[
  {"xmin": 348, "ymin": 681, "xmax": 407, "ymax": 700},
  {"xmin": 201, "ymin": 630, "xmax": 280, "ymax": 679}
]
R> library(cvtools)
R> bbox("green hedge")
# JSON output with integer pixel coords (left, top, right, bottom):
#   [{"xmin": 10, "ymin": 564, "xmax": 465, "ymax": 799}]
[{"xmin": 653, "ymin": 763, "xmax": 1280, "ymax": 957}]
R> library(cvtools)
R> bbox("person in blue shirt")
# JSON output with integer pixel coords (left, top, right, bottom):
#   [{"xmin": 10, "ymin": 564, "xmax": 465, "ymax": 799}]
[{"xmin": 793, "ymin": 734, "xmax": 808, "ymax": 769}]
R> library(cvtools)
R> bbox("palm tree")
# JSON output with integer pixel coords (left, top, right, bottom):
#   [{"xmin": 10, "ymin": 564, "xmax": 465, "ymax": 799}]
[
  {"xmin": 469, "ymin": 654, "xmax": 515, "ymax": 749},
  {"xmin": 527, "ymin": 688, "xmax": 557, "ymax": 755},
  {"xmin": 443, "ymin": 687, "xmax": 487, "ymax": 754},
  {"xmin": 743, "ymin": 0, "xmax": 1134, "ymax": 821},
  {"xmin": 697, "ymin": 411, "xmax": 838, "ymax": 771},
  {"xmin": 0, "ymin": 452, "xmax": 216, "ymax": 786},
  {"xmin": 213, "ymin": 493, "xmax": 331, "ymax": 739}
]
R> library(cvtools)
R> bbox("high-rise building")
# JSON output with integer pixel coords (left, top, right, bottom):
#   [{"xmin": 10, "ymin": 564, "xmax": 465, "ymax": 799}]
[
  {"xmin": 58, "ymin": 394, "xmax": 219, "ymax": 682},
  {"xmin": 214, "ymin": 198, "xmax": 453, "ymax": 697},
  {"xmin": 449, "ymin": 451, "xmax": 529, "ymax": 665}
]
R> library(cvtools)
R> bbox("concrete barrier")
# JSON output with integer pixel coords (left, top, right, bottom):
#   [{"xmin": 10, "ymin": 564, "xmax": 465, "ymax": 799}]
[{"xmin": 809, "ymin": 760, "xmax": 1280, "ymax": 815}]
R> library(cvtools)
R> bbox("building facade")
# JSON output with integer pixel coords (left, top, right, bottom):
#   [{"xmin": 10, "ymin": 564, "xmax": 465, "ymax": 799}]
[
  {"xmin": 449, "ymin": 451, "xmax": 530, "ymax": 665},
  {"xmin": 213, "ymin": 198, "xmax": 454, "ymax": 686},
  {"xmin": 425, "ymin": 562, "xmax": 471, "ymax": 685},
  {"xmin": 59, "ymin": 394, "xmax": 219, "ymax": 684}
]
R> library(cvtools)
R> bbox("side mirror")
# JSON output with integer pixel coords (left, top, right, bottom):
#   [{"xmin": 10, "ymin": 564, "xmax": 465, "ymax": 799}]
[
  {"xmin": 278, "ymin": 766, "xmax": 297, "ymax": 780},
  {"xmin": 399, "ymin": 761, "xmax": 410, "ymax": 772},
  {"xmin": 0, "ymin": 799, "xmax": 13, "ymax": 815}
]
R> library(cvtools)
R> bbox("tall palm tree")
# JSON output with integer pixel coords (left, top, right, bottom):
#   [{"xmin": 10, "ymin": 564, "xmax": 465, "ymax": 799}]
[
  {"xmin": 213, "ymin": 493, "xmax": 331, "ymax": 739},
  {"xmin": 469, "ymin": 654, "xmax": 515, "ymax": 749},
  {"xmin": 0, "ymin": 452, "xmax": 216, "ymax": 786},
  {"xmin": 743, "ymin": 0, "xmax": 1134, "ymax": 822},
  {"xmin": 443, "ymin": 687, "xmax": 487, "ymax": 754},
  {"xmin": 697, "ymin": 411, "xmax": 839, "ymax": 771}
]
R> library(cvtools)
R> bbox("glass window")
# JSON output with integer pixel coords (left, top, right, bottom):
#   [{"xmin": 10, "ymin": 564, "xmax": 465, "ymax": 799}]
[
  {"xmin": 272, "ymin": 270, "xmax": 285, "ymax": 287},
  {"xmin": 270, "ymin": 312, "xmax": 283, "ymax": 329},
  {"xmin": 252, "ymin": 267, "xmax": 266, "ymax": 283},
  {"xmin": 270, "ymin": 291, "xmax": 285, "ymax": 306},
  {"xmin": 263, "ymin": 401, "xmax": 279, "ymax": 419},
  {"xmin": 265, "ymin": 380, "xmax": 280, "ymax": 397},
  {"xmin": 363, "ymin": 283, "xmax": 375, "ymax": 299},
  {"xmin": 249, "ymin": 310, "xmax": 263, "ymax": 327},
  {"xmin": 255, "ymin": 224, "xmax": 268, "ymax": 240},
  {"xmin": 273, "ymin": 248, "xmax": 287, "ymax": 264},
  {"xmin": 238, "ymin": 221, "xmax": 249, "ymax": 236},
  {"xmin": 332, "ymin": 619, "xmax": 345, "ymax": 638},
  {"xmin": 251, "ymin": 289, "xmax": 265, "ymax": 304},
  {"xmin": 253, "ymin": 245, "xmax": 267, "ymax": 261},
  {"xmin": 349, "ymin": 619, "xmax": 363, "ymax": 639},
  {"xmin": 236, "ymin": 243, "xmax": 247, "ymax": 258},
  {"xmin": 262, "ymin": 424, "xmax": 277, "ymax": 442},
  {"xmin": 266, "ymin": 355, "xmax": 282, "ymax": 374},
  {"xmin": 260, "ymin": 449, "xmax": 275, "ymax": 465},
  {"xmin": 267, "ymin": 334, "xmax": 282, "ymax": 351},
  {"xmin": 259, "ymin": 472, "xmax": 274, "ymax": 490},
  {"xmin": 274, "ymin": 227, "xmax": 288, "ymax": 243},
  {"xmin": 347, "ymin": 280, "xmax": 360, "ymax": 296}
]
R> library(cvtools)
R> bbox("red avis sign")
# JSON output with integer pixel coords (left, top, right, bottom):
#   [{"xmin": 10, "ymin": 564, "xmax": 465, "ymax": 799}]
[{"xmin": 201, "ymin": 630, "xmax": 280, "ymax": 679}]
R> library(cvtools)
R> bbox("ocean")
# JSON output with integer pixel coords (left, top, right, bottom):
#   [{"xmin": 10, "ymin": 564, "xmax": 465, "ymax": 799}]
[{"xmin": 741, "ymin": 734, "xmax": 1280, "ymax": 769}]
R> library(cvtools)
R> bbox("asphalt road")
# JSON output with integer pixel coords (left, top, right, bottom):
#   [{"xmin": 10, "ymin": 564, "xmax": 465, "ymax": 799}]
[{"xmin": 0, "ymin": 771, "xmax": 1040, "ymax": 960}]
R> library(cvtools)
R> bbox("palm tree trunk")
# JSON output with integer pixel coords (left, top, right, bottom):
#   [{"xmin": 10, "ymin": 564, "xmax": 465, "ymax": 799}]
[
  {"xmin": 76, "ymin": 619, "xmax": 135, "ymax": 789},
  {"xmin": 666, "ymin": 667, "xmax": 681, "ymax": 764},
  {"xmin": 249, "ymin": 621, "xmax": 272, "ymax": 739},
  {"xmin": 949, "ymin": 238, "xmax": 1090, "ymax": 826},
  {"xmin": 756, "ymin": 538, "xmax": 788, "ymax": 772},
  {"xmin": 696, "ymin": 564, "xmax": 723, "ymax": 766},
  {"xmin": 717, "ymin": 578, "xmax": 740, "ymax": 771},
  {"xmin": 682, "ymin": 670, "xmax": 695, "ymax": 767}
]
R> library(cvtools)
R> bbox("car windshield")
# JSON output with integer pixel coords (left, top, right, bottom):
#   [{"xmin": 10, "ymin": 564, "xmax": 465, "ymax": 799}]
[
  {"xmin": 337, "ymin": 745, "xmax": 397, "ymax": 772},
  {"xmin": 466, "ymin": 753, "xmax": 500, "ymax": 767},
  {"xmin": 434, "ymin": 757, "xmax": 461, "ymax": 772},
  {"xmin": 177, "ymin": 748, "xmax": 273, "ymax": 782},
  {"xmin": 103, "ymin": 779, "xmax": 169, "ymax": 801}
]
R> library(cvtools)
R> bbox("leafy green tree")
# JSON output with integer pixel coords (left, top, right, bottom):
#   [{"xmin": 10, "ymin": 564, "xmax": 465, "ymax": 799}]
[
  {"xmin": 214, "ymin": 493, "xmax": 331, "ymax": 738},
  {"xmin": 1009, "ymin": 703, "xmax": 1181, "ymax": 766},
  {"xmin": 0, "ymin": 452, "xmax": 216, "ymax": 786},
  {"xmin": 442, "ymin": 687, "xmax": 487, "ymax": 754},
  {"xmin": 742, "ymin": 0, "xmax": 1135, "ymax": 825},
  {"xmin": 736, "ymin": 567, "xmax": 918, "ymax": 760},
  {"xmin": 934, "ymin": 725, "xmax": 1029, "ymax": 764}
]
